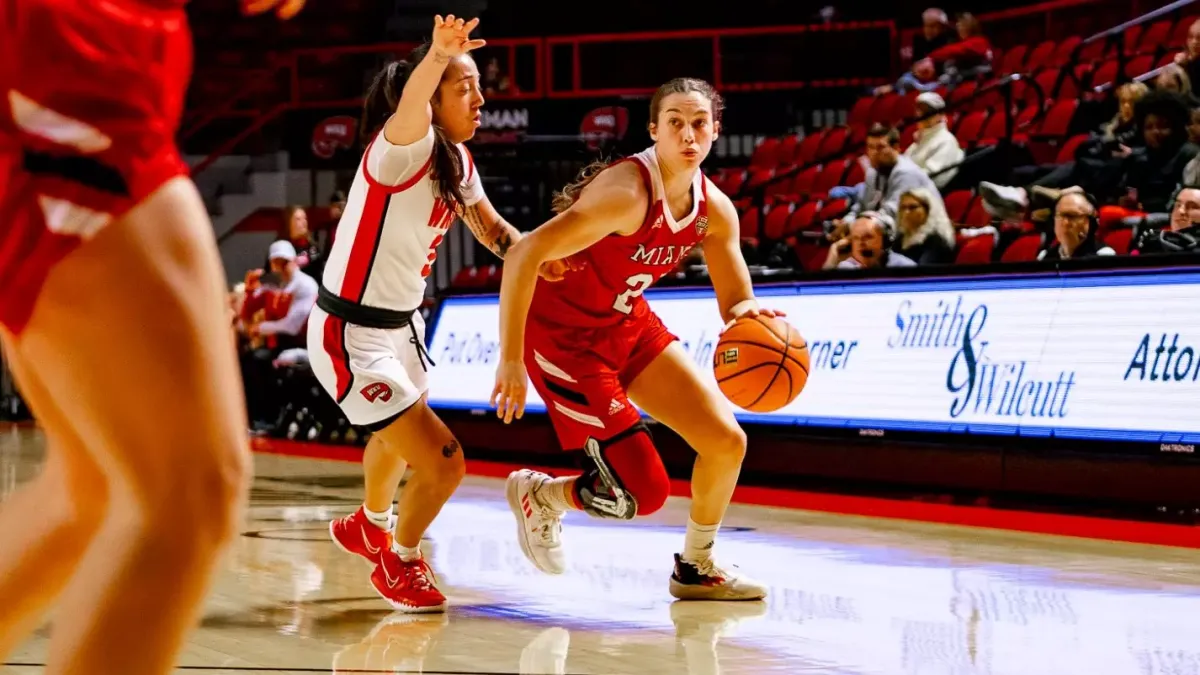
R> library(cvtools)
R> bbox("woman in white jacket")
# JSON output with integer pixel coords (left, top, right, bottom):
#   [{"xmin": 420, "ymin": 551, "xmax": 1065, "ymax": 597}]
[{"xmin": 904, "ymin": 92, "xmax": 964, "ymax": 189}]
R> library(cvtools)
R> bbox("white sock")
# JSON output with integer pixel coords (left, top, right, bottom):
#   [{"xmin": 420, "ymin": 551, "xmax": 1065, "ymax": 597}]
[
  {"xmin": 535, "ymin": 476, "xmax": 576, "ymax": 513},
  {"xmin": 394, "ymin": 542, "xmax": 422, "ymax": 562},
  {"xmin": 363, "ymin": 505, "xmax": 392, "ymax": 530},
  {"xmin": 682, "ymin": 518, "xmax": 720, "ymax": 563}
]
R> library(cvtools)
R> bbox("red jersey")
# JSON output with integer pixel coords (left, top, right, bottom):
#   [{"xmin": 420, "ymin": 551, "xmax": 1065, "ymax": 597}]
[{"xmin": 529, "ymin": 146, "xmax": 710, "ymax": 329}]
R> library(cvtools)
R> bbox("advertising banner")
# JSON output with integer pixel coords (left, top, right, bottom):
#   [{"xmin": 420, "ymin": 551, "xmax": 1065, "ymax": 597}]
[{"xmin": 426, "ymin": 269, "xmax": 1200, "ymax": 444}]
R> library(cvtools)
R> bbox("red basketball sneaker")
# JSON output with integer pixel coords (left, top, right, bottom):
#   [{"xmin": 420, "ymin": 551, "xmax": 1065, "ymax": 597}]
[
  {"xmin": 371, "ymin": 552, "xmax": 448, "ymax": 613},
  {"xmin": 329, "ymin": 507, "xmax": 393, "ymax": 566}
]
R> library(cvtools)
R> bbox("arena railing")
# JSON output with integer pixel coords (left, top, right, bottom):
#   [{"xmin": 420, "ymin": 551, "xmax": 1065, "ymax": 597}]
[
  {"xmin": 182, "ymin": 21, "xmax": 897, "ymax": 177},
  {"xmin": 731, "ymin": 73, "xmax": 1049, "ymax": 224},
  {"xmin": 1082, "ymin": 0, "xmax": 1199, "ymax": 95}
]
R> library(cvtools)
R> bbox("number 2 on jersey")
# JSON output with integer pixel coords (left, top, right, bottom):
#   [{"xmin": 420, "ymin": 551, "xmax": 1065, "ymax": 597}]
[{"xmin": 612, "ymin": 273, "xmax": 654, "ymax": 314}]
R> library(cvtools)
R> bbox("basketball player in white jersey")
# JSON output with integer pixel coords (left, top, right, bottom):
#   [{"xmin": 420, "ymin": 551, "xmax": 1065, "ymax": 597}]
[{"xmin": 307, "ymin": 15, "xmax": 571, "ymax": 612}]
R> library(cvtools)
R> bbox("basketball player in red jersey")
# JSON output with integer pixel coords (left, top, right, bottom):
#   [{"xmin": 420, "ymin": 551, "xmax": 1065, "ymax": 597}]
[
  {"xmin": 0, "ymin": 0, "xmax": 304, "ymax": 673},
  {"xmin": 312, "ymin": 15, "xmax": 571, "ymax": 613},
  {"xmin": 492, "ymin": 78, "xmax": 779, "ymax": 600}
]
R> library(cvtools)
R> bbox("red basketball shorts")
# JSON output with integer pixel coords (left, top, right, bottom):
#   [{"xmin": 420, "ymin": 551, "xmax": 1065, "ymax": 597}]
[
  {"xmin": 524, "ymin": 310, "xmax": 677, "ymax": 451},
  {"xmin": 0, "ymin": 0, "xmax": 193, "ymax": 334}
]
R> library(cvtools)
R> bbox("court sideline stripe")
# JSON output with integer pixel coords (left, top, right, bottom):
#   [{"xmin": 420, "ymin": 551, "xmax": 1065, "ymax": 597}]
[
  {"xmin": 0, "ymin": 665, "xmax": 585, "ymax": 675},
  {"xmin": 252, "ymin": 438, "xmax": 1200, "ymax": 549}
]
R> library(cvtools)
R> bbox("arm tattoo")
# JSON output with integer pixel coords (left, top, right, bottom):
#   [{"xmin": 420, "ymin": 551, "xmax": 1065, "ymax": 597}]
[
  {"xmin": 432, "ymin": 50, "xmax": 451, "ymax": 64},
  {"xmin": 441, "ymin": 440, "xmax": 460, "ymax": 458},
  {"xmin": 461, "ymin": 205, "xmax": 518, "ymax": 259}
]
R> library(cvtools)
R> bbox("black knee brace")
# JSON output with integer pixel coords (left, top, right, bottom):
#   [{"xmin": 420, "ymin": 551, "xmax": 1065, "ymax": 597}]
[{"xmin": 572, "ymin": 422, "xmax": 654, "ymax": 521}]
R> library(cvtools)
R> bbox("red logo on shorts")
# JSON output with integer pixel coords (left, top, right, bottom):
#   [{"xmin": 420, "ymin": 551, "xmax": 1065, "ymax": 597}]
[{"xmin": 360, "ymin": 382, "xmax": 394, "ymax": 403}]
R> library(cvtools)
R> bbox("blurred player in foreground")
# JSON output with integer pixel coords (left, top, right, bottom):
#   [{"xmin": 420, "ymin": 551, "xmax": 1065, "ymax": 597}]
[{"xmin": 0, "ymin": 0, "xmax": 303, "ymax": 673}]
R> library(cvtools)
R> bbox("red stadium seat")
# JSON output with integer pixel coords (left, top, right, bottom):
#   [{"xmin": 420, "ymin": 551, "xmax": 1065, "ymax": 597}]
[
  {"xmin": 1104, "ymin": 228, "xmax": 1134, "ymax": 254},
  {"xmin": 943, "ymin": 191, "xmax": 976, "ymax": 223},
  {"xmin": 762, "ymin": 204, "xmax": 793, "ymax": 241},
  {"xmin": 811, "ymin": 159, "xmax": 850, "ymax": 200},
  {"xmin": 954, "ymin": 110, "xmax": 989, "ymax": 149},
  {"xmin": 1138, "ymin": 20, "xmax": 1172, "ymax": 53},
  {"xmin": 964, "ymin": 199, "xmax": 993, "ymax": 227},
  {"xmin": 750, "ymin": 137, "xmax": 782, "ymax": 168},
  {"xmin": 795, "ymin": 131, "xmax": 825, "ymax": 166},
  {"xmin": 999, "ymin": 44, "xmax": 1028, "ymax": 75},
  {"xmin": 1026, "ymin": 40, "xmax": 1058, "ymax": 70},
  {"xmin": 955, "ymin": 235, "xmax": 995, "ymax": 264},
  {"xmin": 1054, "ymin": 133, "xmax": 1090, "ymax": 164},
  {"xmin": 739, "ymin": 207, "xmax": 762, "ymax": 243},
  {"xmin": 816, "ymin": 127, "xmax": 849, "ymax": 162},
  {"xmin": 787, "ymin": 202, "xmax": 821, "ymax": 234},
  {"xmin": 1001, "ymin": 234, "xmax": 1044, "ymax": 262}
]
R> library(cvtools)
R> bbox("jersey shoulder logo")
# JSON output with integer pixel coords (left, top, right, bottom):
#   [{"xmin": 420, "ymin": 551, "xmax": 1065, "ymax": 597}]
[
  {"xmin": 695, "ymin": 214, "xmax": 709, "ymax": 237},
  {"xmin": 360, "ymin": 382, "xmax": 394, "ymax": 403}
]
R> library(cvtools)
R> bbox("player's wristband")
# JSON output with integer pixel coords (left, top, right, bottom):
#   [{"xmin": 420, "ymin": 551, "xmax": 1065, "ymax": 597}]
[{"xmin": 728, "ymin": 299, "xmax": 759, "ymax": 319}]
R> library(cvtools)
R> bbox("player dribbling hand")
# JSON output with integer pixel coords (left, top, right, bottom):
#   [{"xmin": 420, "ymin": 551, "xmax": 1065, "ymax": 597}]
[{"xmin": 720, "ymin": 305, "xmax": 787, "ymax": 334}]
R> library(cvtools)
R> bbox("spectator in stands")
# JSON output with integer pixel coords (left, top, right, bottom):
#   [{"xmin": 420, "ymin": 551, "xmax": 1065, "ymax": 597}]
[
  {"xmin": 329, "ymin": 189, "xmax": 347, "ymax": 222},
  {"xmin": 912, "ymin": 8, "xmax": 955, "ymax": 65},
  {"xmin": 1038, "ymin": 192, "xmax": 1114, "ymax": 260},
  {"xmin": 916, "ymin": 12, "xmax": 992, "ymax": 86},
  {"xmin": 831, "ymin": 124, "xmax": 943, "ymax": 238},
  {"xmin": 896, "ymin": 188, "xmax": 956, "ymax": 264},
  {"xmin": 483, "ymin": 56, "xmax": 512, "ymax": 96},
  {"xmin": 1155, "ymin": 64, "xmax": 1195, "ymax": 104},
  {"xmin": 878, "ymin": 8, "xmax": 957, "ymax": 95},
  {"xmin": 903, "ymin": 92, "xmax": 964, "ymax": 189},
  {"xmin": 1102, "ymin": 82, "xmax": 1149, "ymax": 149},
  {"xmin": 1173, "ymin": 18, "xmax": 1200, "ymax": 90},
  {"xmin": 242, "ymin": 240, "xmax": 319, "ymax": 429},
  {"xmin": 981, "ymin": 91, "xmax": 1197, "ymax": 218},
  {"xmin": 1119, "ymin": 90, "xmax": 1199, "ymax": 213},
  {"xmin": 1131, "ymin": 185, "xmax": 1200, "ymax": 254},
  {"xmin": 824, "ymin": 212, "xmax": 917, "ymax": 270},
  {"xmin": 280, "ymin": 205, "xmax": 326, "ymax": 280}
]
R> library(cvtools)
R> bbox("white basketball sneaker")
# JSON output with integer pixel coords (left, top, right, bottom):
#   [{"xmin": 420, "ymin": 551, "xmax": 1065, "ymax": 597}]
[
  {"xmin": 668, "ymin": 554, "xmax": 769, "ymax": 601},
  {"xmin": 506, "ymin": 470, "xmax": 567, "ymax": 575}
]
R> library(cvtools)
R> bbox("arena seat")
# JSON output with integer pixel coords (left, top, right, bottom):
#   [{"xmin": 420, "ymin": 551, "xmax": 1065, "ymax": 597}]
[
  {"xmin": 1103, "ymin": 228, "xmax": 1135, "ymax": 254},
  {"xmin": 955, "ymin": 235, "xmax": 995, "ymax": 264},
  {"xmin": 1001, "ymin": 233, "xmax": 1045, "ymax": 262}
]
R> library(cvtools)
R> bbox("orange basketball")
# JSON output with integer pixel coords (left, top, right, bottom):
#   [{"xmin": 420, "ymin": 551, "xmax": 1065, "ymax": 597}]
[{"xmin": 712, "ymin": 315, "xmax": 810, "ymax": 413}]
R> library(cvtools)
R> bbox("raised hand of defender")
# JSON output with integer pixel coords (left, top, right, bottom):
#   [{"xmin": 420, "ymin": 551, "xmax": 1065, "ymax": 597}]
[
  {"xmin": 491, "ymin": 360, "xmax": 528, "ymax": 424},
  {"xmin": 432, "ymin": 15, "xmax": 487, "ymax": 57},
  {"xmin": 241, "ymin": 0, "xmax": 305, "ymax": 20}
]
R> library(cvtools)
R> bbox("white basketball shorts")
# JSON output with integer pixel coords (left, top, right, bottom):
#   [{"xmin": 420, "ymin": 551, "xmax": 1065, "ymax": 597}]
[{"xmin": 307, "ymin": 305, "xmax": 431, "ymax": 428}]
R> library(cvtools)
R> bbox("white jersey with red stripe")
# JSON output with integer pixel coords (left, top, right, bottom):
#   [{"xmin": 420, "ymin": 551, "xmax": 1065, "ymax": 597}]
[{"xmin": 321, "ymin": 126, "xmax": 484, "ymax": 312}]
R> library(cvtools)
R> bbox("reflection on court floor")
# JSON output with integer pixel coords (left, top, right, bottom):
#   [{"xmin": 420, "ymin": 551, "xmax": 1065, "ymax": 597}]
[{"xmin": 4, "ymin": 426, "xmax": 1200, "ymax": 674}]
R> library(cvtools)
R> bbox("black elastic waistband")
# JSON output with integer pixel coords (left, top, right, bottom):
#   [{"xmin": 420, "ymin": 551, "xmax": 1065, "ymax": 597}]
[{"xmin": 317, "ymin": 286, "xmax": 414, "ymax": 329}]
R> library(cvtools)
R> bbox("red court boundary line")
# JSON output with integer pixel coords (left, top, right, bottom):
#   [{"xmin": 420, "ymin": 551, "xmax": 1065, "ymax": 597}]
[{"xmin": 258, "ymin": 438, "xmax": 1200, "ymax": 549}]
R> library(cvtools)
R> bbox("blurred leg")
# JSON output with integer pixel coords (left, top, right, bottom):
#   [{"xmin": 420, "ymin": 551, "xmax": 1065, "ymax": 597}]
[
  {"xmin": 11, "ymin": 178, "xmax": 250, "ymax": 675},
  {"xmin": 0, "ymin": 344, "xmax": 107, "ymax": 659}
]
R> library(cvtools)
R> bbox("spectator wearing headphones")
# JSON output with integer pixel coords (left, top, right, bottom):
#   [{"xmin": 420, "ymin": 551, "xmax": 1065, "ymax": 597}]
[
  {"xmin": 1131, "ymin": 185, "xmax": 1200, "ymax": 254},
  {"xmin": 1038, "ymin": 192, "xmax": 1114, "ymax": 260},
  {"xmin": 824, "ymin": 212, "xmax": 918, "ymax": 270}
]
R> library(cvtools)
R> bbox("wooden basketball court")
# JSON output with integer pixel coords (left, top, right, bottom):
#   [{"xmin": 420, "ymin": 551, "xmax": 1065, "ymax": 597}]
[{"xmin": 3, "ymin": 423, "xmax": 1200, "ymax": 674}]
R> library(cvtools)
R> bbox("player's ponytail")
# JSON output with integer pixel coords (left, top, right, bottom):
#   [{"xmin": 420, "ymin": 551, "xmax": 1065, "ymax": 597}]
[
  {"xmin": 551, "ymin": 159, "xmax": 609, "ymax": 214},
  {"xmin": 360, "ymin": 43, "xmax": 466, "ymax": 208}
]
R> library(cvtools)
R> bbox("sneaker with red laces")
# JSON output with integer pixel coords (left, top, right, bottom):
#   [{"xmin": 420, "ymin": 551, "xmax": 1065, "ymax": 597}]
[
  {"xmin": 330, "ymin": 507, "xmax": 393, "ymax": 566},
  {"xmin": 371, "ymin": 552, "xmax": 448, "ymax": 613}
]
